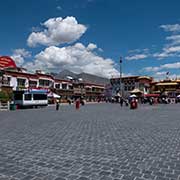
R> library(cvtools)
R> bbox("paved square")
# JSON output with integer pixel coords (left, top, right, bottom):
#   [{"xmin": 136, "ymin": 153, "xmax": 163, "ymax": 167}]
[{"xmin": 0, "ymin": 104, "xmax": 180, "ymax": 180}]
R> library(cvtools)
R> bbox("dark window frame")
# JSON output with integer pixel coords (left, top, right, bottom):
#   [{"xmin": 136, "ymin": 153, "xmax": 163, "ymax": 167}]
[
  {"xmin": 33, "ymin": 94, "xmax": 47, "ymax": 100},
  {"xmin": 24, "ymin": 94, "xmax": 32, "ymax": 101}
]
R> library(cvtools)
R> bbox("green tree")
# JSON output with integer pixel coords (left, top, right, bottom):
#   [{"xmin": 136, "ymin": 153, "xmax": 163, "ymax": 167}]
[{"xmin": 0, "ymin": 91, "xmax": 12, "ymax": 102}]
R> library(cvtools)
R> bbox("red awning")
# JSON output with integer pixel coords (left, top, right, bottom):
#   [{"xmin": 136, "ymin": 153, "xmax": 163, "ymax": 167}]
[
  {"xmin": 0, "ymin": 56, "xmax": 17, "ymax": 69},
  {"xmin": 144, "ymin": 94, "xmax": 160, "ymax": 97}
]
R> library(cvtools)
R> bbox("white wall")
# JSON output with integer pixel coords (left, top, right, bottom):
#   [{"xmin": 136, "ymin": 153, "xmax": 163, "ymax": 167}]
[{"xmin": 9, "ymin": 77, "xmax": 17, "ymax": 90}]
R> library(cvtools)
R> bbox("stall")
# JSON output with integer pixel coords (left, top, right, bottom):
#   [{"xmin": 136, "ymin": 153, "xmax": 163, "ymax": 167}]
[{"xmin": 47, "ymin": 92, "xmax": 61, "ymax": 104}]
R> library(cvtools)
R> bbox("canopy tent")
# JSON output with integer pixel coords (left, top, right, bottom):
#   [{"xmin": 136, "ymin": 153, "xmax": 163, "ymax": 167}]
[
  {"xmin": 47, "ymin": 92, "xmax": 61, "ymax": 98},
  {"xmin": 130, "ymin": 88, "xmax": 143, "ymax": 94},
  {"xmin": 129, "ymin": 94, "xmax": 137, "ymax": 98}
]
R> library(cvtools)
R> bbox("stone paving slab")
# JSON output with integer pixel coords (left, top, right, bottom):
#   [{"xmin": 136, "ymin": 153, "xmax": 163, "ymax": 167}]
[{"xmin": 0, "ymin": 103, "xmax": 180, "ymax": 180}]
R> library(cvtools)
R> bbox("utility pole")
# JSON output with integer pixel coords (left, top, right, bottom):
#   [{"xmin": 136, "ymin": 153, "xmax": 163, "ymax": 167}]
[{"xmin": 119, "ymin": 57, "xmax": 123, "ymax": 97}]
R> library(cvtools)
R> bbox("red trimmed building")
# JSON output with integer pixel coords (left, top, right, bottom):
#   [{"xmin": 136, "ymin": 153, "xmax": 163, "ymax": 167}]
[
  {"xmin": 110, "ymin": 76, "xmax": 153, "ymax": 97},
  {"xmin": 0, "ymin": 56, "xmax": 105, "ymax": 102}
]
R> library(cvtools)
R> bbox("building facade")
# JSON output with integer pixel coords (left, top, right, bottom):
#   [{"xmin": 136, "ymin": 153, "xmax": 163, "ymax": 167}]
[
  {"xmin": 110, "ymin": 76, "xmax": 153, "ymax": 97},
  {"xmin": 150, "ymin": 79, "xmax": 180, "ymax": 97},
  {"xmin": 0, "ymin": 69, "xmax": 105, "ymax": 102}
]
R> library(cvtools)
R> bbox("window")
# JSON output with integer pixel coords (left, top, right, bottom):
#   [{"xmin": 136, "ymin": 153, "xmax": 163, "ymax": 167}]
[
  {"xmin": 55, "ymin": 84, "xmax": 60, "ymax": 89},
  {"xmin": 86, "ymin": 88, "xmax": 91, "ymax": 91},
  {"xmin": 39, "ymin": 79, "xmax": 50, "ymax": 87},
  {"xmin": 33, "ymin": 94, "xmax": 47, "ymax": 100},
  {"xmin": 24, "ymin": 94, "xmax": 31, "ymax": 100},
  {"xmin": 69, "ymin": 85, "xmax": 73, "ymax": 90},
  {"xmin": 62, "ymin": 84, "xmax": 67, "ymax": 89},
  {"xmin": 29, "ymin": 80, "xmax": 37, "ymax": 87},
  {"xmin": 17, "ymin": 78, "xmax": 26, "ymax": 86}
]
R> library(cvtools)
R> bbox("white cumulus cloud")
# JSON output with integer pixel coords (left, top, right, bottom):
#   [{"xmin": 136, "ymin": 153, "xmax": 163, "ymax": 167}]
[
  {"xmin": 27, "ymin": 16, "xmax": 87, "ymax": 47},
  {"xmin": 143, "ymin": 62, "xmax": 180, "ymax": 72},
  {"xmin": 87, "ymin": 43, "xmax": 97, "ymax": 51},
  {"xmin": 125, "ymin": 54, "xmax": 148, "ymax": 61},
  {"xmin": 160, "ymin": 24, "xmax": 180, "ymax": 32},
  {"xmin": 166, "ymin": 34, "xmax": 180, "ymax": 45},
  {"xmin": 155, "ymin": 23, "xmax": 180, "ymax": 59},
  {"xmin": 161, "ymin": 62, "xmax": 180, "ymax": 69},
  {"xmin": 24, "ymin": 43, "xmax": 119, "ymax": 78},
  {"xmin": 143, "ymin": 66, "xmax": 161, "ymax": 72},
  {"xmin": 11, "ymin": 49, "xmax": 31, "ymax": 66},
  {"xmin": 153, "ymin": 46, "xmax": 180, "ymax": 59},
  {"xmin": 126, "ymin": 48, "xmax": 149, "ymax": 60},
  {"xmin": 153, "ymin": 71, "xmax": 180, "ymax": 80}
]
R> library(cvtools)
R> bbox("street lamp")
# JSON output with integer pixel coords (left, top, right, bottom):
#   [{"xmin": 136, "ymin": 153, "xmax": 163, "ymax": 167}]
[
  {"xmin": 78, "ymin": 78, "xmax": 83, "ymax": 99},
  {"xmin": 119, "ymin": 57, "xmax": 123, "ymax": 97}
]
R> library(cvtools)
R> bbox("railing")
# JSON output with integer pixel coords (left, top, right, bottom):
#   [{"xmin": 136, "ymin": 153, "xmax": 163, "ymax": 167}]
[
  {"xmin": 0, "ymin": 101, "xmax": 10, "ymax": 111},
  {"xmin": 73, "ymin": 88, "xmax": 86, "ymax": 94}
]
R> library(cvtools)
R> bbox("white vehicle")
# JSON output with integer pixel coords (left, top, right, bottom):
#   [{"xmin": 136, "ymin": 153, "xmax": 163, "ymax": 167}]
[{"xmin": 13, "ymin": 90, "xmax": 48, "ymax": 108}]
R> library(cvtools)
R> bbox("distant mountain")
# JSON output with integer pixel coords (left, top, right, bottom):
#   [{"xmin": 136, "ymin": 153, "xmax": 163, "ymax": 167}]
[
  {"xmin": 55, "ymin": 70, "xmax": 77, "ymax": 80},
  {"xmin": 50, "ymin": 72, "xmax": 58, "ymax": 76},
  {"xmin": 54, "ymin": 70, "xmax": 109, "ymax": 85},
  {"xmin": 77, "ymin": 72, "xmax": 109, "ymax": 85}
]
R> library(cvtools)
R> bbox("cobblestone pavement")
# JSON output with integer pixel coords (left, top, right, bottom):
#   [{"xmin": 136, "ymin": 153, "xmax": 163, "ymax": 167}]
[{"xmin": 0, "ymin": 103, "xmax": 180, "ymax": 180}]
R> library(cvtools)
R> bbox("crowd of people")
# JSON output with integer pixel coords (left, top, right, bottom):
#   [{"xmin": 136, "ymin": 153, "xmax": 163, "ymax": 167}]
[
  {"xmin": 54, "ymin": 95, "xmax": 180, "ymax": 111},
  {"xmin": 106, "ymin": 95, "xmax": 180, "ymax": 107}
]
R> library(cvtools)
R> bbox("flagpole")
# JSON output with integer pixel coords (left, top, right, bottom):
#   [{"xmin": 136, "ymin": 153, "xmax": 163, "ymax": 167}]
[{"xmin": 119, "ymin": 57, "xmax": 122, "ymax": 97}]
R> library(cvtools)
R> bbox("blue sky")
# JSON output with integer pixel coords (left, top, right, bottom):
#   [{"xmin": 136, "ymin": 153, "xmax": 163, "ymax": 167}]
[{"xmin": 0, "ymin": 0, "xmax": 180, "ymax": 79}]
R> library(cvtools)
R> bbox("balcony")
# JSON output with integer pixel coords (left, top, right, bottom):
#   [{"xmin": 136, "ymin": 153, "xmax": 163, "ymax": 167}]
[{"xmin": 73, "ymin": 88, "xmax": 86, "ymax": 94}]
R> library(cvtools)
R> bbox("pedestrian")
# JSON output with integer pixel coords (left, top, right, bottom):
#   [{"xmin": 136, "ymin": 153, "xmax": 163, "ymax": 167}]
[
  {"xmin": 149, "ymin": 98, "xmax": 154, "ymax": 105},
  {"xmin": 56, "ymin": 100, "xmax": 59, "ymax": 110},
  {"xmin": 130, "ymin": 98, "xmax": 138, "ymax": 109},
  {"xmin": 125, "ymin": 99, "xmax": 129, "ymax": 106},
  {"xmin": 120, "ymin": 98, "xmax": 123, "ymax": 107},
  {"xmin": 80, "ymin": 98, "xmax": 85, "ymax": 106},
  {"xmin": 75, "ymin": 98, "xmax": 80, "ymax": 109},
  {"xmin": 68, "ymin": 98, "xmax": 71, "ymax": 105}
]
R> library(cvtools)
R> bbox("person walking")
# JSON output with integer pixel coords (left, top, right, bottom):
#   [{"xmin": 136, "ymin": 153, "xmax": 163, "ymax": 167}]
[
  {"xmin": 75, "ymin": 98, "xmax": 80, "ymax": 110},
  {"xmin": 56, "ymin": 100, "xmax": 59, "ymax": 111},
  {"xmin": 68, "ymin": 98, "xmax": 72, "ymax": 105},
  {"xmin": 125, "ymin": 99, "xmax": 129, "ymax": 106},
  {"xmin": 120, "ymin": 98, "xmax": 123, "ymax": 107}
]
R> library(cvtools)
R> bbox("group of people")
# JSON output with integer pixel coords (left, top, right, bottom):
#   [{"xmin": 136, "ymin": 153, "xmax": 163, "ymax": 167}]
[
  {"xmin": 142, "ymin": 97, "xmax": 179, "ymax": 105},
  {"xmin": 55, "ymin": 97, "xmax": 85, "ymax": 110},
  {"xmin": 119, "ymin": 97, "xmax": 138, "ymax": 109},
  {"xmin": 107, "ymin": 95, "xmax": 180, "ymax": 109},
  {"xmin": 55, "ymin": 95, "xmax": 180, "ymax": 111}
]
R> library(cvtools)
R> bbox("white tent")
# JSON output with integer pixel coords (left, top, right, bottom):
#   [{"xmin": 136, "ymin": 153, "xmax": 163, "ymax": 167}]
[
  {"xmin": 130, "ymin": 88, "xmax": 143, "ymax": 94},
  {"xmin": 129, "ymin": 94, "xmax": 137, "ymax": 98},
  {"xmin": 47, "ymin": 92, "xmax": 61, "ymax": 98}
]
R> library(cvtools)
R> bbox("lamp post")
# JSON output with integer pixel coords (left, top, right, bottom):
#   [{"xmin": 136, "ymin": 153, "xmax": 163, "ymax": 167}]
[
  {"xmin": 119, "ymin": 57, "xmax": 123, "ymax": 97},
  {"xmin": 78, "ymin": 78, "xmax": 83, "ymax": 99}
]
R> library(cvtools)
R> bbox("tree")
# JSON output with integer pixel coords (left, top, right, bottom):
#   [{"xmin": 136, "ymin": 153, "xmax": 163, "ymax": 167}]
[{"xmin": 0, "ymin": 91, "xmax": 13, "ymax": 102}]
